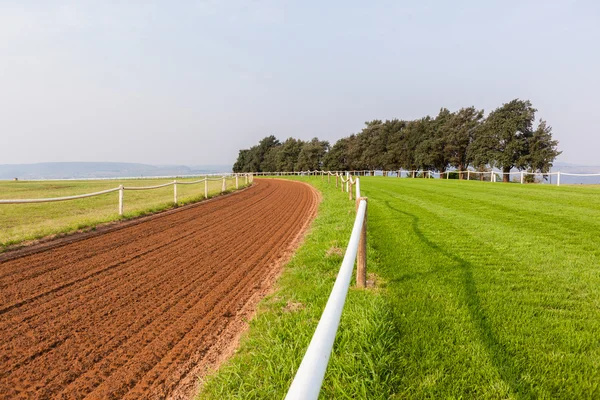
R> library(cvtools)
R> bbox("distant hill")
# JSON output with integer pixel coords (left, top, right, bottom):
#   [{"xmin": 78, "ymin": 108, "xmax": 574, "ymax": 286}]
[
  {"xmin": 0, "ymin": 162, "xmax": 232, "ymax": 180},
  {"xmin": 552, "ymin": 162, "xmax": 600, "ymax": 174}
]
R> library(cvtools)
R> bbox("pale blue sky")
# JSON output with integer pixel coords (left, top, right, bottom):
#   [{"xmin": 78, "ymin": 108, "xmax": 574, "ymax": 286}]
[{"xmin": 1, "ymin": 0, "xmax": 598, "ymax": 166}]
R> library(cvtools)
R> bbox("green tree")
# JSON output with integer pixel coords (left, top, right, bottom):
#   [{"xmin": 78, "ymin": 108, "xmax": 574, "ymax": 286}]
[
  {"xmin": 296, "ymin": 138, "xmax": 330, "ymax": 171},
  {"xmin": 445, "ymin": 107, "xmax": 484, "ymax": 179},
  {"xmin": 277, "ymin": 138, "xmax": 304, "ymax": 171},
  {"xmin": 232, "ymin": 135, "xmax": 280, "ymax": 172},
  {"xmin": 233, "ymin": 149, "xmax": 251, "ymax": 172},
  {"xmin": 261, "ymin": 145, "xmax": 282, "ymax": 172},
  {"xmin": 357, "ymin": 120, "xmax": 387, "ymax": 172},
  {"xmin": 470, "ymin": 99, "xmax": 536, "ymax": 182},
  {"xmin": 526, "ymin": 119, "xmax": 561, "ymax": 174},
  {"xmin": 323, "ymin": 137, "xmax": 351, "ymax": 171},
  {"xmin": 380, "ymin": 119, "xmax": 407, "ymax": 173},
  {"xmin": 412, "ymin": 117, "xmax": 437, "ymax": 173},
  {"xmin": 416, "ymin": 109, "xmax": 453, "ymax": 176},
  {"xmin": 390, "ymin": 119, "xmax": 425, "ymax": 173}
]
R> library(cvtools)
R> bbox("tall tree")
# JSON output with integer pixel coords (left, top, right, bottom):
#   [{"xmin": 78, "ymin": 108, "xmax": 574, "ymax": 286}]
[
  {"xmin": 233, "ymin": 149, "xmax": 251, "ymax": 172},
  {"xmin": 393, "ymin": 119, "xmax": 426, "ymax": 172},
  {"xmin": 357, "ymin": 120, "xmax": 386, "ymax": 171},
  {"xmin": 277, "ymin": 138, "xmax": 304, "ymax": 171},
  {"xmin": 470, "ymin": 99, "xmax": 536, "ymax": 182},
  {"xmin": 232, "ymin": 135, "xmax": 280, "ymax": 172},
  {"xmin": 323, "ymin": 137, "xmax": 350, "ymax": 171},
  {"xmin": 380, "ymin": 119, "xmax": 407, "ymax": 172},
  {"xmin": 345, "ymin": 134, "xmax": 365, "ymax": 171},
  {"xmin": 526, "ymin": 119, "xmax": 561, "ymax": 173},
  {"xmin": 261, "ymin": 145, "xmax": 282, "ymax": 172},
  {"xmin": 445, "ymin": 107, "xmax": 484, "ymax": 179},
  {"xmin": 296, "ymin": 138, "xmax": 330, "ymax": 171},
  {"xmin": 413, "ymin": 116, "xmax": 438, "ymax": 173},
  {"xmin": 417, "ymin": 109, "xmax": 453, "ymax": 176}
]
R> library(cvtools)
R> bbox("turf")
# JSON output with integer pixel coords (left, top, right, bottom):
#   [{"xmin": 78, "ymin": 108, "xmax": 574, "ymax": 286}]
[
  {"xmin": 363, "ymin": 177, "xmax": 600, "ymax": 399},
  {"xmin": 0, "ymin": 176, "xmax": 245, "ymax": 250},
  {"xmin": 199, "ymin": 176, "xmax": 600, "ymax": 399}
]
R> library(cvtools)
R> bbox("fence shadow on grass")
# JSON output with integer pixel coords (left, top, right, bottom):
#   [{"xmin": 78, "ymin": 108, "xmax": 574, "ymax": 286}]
[{"xmin": 384, "ymin": 200, "xmax": 533, "ymax": 399}]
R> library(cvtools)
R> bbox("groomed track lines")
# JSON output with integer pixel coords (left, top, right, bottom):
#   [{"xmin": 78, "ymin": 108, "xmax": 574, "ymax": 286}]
[{"xmin": 0, "ymin": 179, "xmax": 319, "ymax": 399}]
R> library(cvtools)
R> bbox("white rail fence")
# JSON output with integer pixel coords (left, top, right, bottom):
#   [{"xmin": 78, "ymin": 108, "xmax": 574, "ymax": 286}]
[
  {"xmin": 254, "ymin": 169, "xmax": 600, "ymax": 186},
  {"xmin": 0, "ymin": 174, "xmax": 254, "ymax": 215},
  {"xmin": 285, "ymin": 171, "xmax": 367, "ymax": 400}
]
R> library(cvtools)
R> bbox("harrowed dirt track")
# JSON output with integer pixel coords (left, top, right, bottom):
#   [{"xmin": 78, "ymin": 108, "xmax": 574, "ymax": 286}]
[{"xmin": 0, "ymin": 179, "xmax": 319, "ymax": 399}]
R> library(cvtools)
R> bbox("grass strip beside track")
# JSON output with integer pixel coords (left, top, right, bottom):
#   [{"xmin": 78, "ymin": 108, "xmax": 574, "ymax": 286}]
[
  {"xmin": 0, "ymin": 177, "xmax": 245, "ymax": 250},
  {"xmin": 199, "ymin": 176, "xmax": 600, "ymax": 399},
  {"xmin": 198, "ymin": 176, "xmax": 400, "ymax": 399}
]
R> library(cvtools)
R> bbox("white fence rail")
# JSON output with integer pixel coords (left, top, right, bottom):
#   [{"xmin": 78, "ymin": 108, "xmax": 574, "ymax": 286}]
[
  {"xmin": 284, "ymin": 173, "xmax": 367, "ymax": 400},
  {"xmin": 0, "ymin": 174, "xmax": 254, "ymax": 215}
]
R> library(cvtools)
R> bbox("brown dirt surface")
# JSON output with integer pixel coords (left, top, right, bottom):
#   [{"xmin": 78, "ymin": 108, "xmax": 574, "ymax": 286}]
[{"xmin": 0, "ymin": 179, "xmax": 319, "ymax": 399}]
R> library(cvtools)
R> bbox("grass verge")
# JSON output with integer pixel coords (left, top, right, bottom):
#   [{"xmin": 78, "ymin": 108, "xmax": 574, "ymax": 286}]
[{"xmin": 0, "ymin": 177, "xmax": 246, "ymax": 250}]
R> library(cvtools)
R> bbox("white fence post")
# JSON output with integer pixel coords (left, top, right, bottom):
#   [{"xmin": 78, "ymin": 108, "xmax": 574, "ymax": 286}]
[
  {"xmin": 349, "ymin": 180, "xmax": 353, "ymax": 200},
  {"xmin": 222, "ymin": 177, "xmax": 226, "ymax": 193},
  {"xmin": 521, "ymin": 171, "xmax": 524, "ymax": 184},
  {"xmin": 346, "ymin": 172, "xmax": 349, "ymax": 193},
  {"xmin": 173, "ymin": 180, "xmax": 178, "ymax": 204},
  {"xmin": 236, "ymin": 174, "xmax": 239, "ymax": 189},
  {"xmin": 467, "ymin": 170, "xmax": 470, "ymax": 180},
  {"xmin": 557, "ymin": 171, "xmax": 561, "ymax": 187},
  {"xmin": 204, "ymin": 178, "xmax": 208, "ymax": 199},
  {"xmin": 118, "ymin": 185, "xmax": 124, "ymax": 216}
]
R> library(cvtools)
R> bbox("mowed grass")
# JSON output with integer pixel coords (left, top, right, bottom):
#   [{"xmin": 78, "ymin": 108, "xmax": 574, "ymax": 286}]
[
  {"xmin": 200, "ymin": 176, "xmax": 600, "ymax": 399},
  {"xmin": 0, "ymin": 176, "xmax": 245, "ymax": 250},
  {"xmin": 199, "ymin": 176, "xmax": 402, "ymax": 399},
  {"xmin": 363, "ymin": 177, "xmax": 600, "ymax": 398}
]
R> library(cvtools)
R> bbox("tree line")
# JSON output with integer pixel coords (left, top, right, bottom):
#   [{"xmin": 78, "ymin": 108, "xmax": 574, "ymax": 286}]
[{"xmin": 232, "ymin": 99, "xmax": 561, "ymax": 182}]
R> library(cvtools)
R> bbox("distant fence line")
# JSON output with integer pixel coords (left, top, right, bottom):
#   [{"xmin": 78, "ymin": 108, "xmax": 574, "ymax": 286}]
[
  {"xmin": 12, "ymin": 172, "xmax": 238, "ymax": 182},
  {"xmin": 0, "ymin": 174, "xmax": 254, "ymax": 215},
  {"xmin": 253, "ymin": 169, "xmax": 600, "ymax": 186}
]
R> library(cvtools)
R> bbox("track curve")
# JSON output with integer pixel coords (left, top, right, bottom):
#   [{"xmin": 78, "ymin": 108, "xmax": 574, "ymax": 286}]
[{"xmin": 0, "ymin": 179, "xmax": 319, "ymax": 399}]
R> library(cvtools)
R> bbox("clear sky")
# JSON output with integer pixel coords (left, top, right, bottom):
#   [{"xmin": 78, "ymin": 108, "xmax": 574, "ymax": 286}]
[{"xmin": 1, "ymin": 0, "xmax": 598, "ymax": 166}]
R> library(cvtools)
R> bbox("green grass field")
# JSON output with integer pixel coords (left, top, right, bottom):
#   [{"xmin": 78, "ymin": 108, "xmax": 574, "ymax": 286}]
[
  {"xmin": 199, "ymin": 177, "xmax": 600, "ymax": 399},
  {"xmin": 0, "ymin": 176, "xmax": 245, "ymax": 250}
]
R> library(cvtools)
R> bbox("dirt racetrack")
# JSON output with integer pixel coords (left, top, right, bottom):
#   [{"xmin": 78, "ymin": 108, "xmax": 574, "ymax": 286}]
[{"xmin": 0, "ymin": 179, "xmax": 319, "ymax": 399}]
